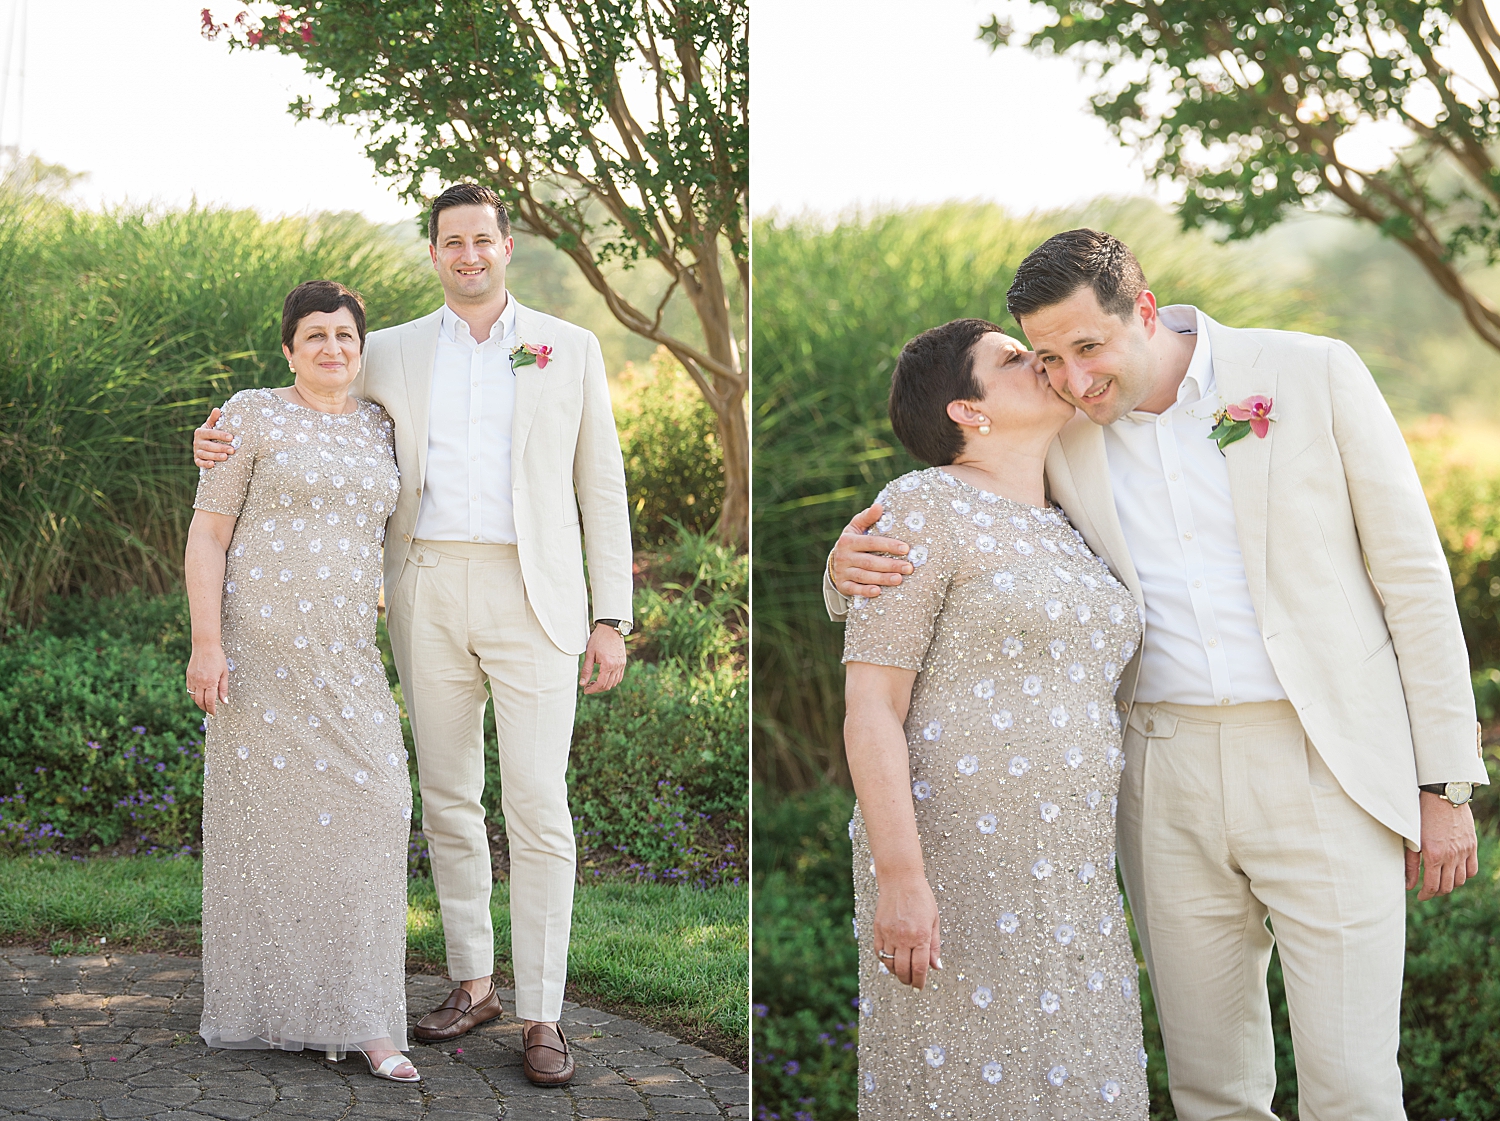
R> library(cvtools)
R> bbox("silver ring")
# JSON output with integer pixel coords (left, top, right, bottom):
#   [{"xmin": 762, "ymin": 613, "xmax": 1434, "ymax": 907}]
[{"xmin": 877, "ymin": 950, "xmax": 896, "ymax": 960}]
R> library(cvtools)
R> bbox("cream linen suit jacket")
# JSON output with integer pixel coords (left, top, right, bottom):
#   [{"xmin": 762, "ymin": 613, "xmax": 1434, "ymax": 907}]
[
  {"xmin": 1044, "ymin": 314, "xmax": 1486, "ymax": 847},
  {"xmin": 353, "ymin": 301, "xmax": 633, "ymax": 656}
]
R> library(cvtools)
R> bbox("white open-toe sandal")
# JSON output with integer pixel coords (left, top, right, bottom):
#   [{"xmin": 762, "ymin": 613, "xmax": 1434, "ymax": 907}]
[{"xmin": 360, "ymin": 1050, "xmax": 421, "ymax": 1083}]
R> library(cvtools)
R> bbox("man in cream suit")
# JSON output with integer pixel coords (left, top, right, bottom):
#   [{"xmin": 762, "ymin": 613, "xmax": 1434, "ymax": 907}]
[
  {"xmin": 196, "ymin": 183, "xmax": 633, "ymax": 1085},
  {"xmin": 827, "ymin": 229, "xmax": 1486, "ymax": 1119}
]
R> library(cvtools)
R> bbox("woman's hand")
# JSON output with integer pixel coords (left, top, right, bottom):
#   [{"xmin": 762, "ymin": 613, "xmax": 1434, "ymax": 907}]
[
  {"xmin": 872, "ymin": 871, "xmax": 942, "ymax": 989},
  {"xmin": 186, "ymin": 643, "xmax": 230, "ymax": 716}
]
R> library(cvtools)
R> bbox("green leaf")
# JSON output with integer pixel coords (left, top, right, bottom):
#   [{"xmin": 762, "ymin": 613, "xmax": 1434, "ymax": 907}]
[{"xmin": 1210, "ymin": 417, "xmax": 1253, "ymax": 452}]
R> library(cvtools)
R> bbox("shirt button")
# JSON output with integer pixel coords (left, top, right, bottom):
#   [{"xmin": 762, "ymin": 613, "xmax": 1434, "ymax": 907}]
[
  {"xmin": 1208, "ymin": 638, "xmax": 1218, "ymax": 647},
  {"xmin": 1158, "ymin": 416, "xmax": 1168, "ymax": 426},
  {"xmin": 403, "ymin": 534, "xmax": 411, "ymax": 542},
  {"xmin": 1219, "ymin": 698, "xmax": 1231, "ymax": 706},
  {"xmin": 1183, "ymin": 532, "xmax": 1193, "ymax": 540},
  {"xmin": 1169, "ymin": 473, "xmax": 1179, "ymax": 481},
  {"xmin": 1193, "ymin": 579, "xmax": 1202, "ymax": 588},
  {"xmin": 471, "ymin": 417, "xmax": 478, "ymax": 424},
  {"xmin": 472, "ymin": 381, "xmax": 479, "ymax": 387},
  {"xmin": 472, "ymin": 535, "xmax": 479, "ymax": 542}
]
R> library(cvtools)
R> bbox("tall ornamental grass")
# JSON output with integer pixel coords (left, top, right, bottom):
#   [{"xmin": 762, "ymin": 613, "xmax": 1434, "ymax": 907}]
[
  {"xmin": 0, "ymin": 190, "xmax": 440, "ymax": 627},
  {"xmin": 751, "ymin": 201, "xmax": 1317, "ymax": 791}
]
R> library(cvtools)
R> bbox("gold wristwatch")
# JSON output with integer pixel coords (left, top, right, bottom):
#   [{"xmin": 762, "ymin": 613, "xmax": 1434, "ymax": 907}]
[
  {"xmin": 1419, "ymin": 782, "xmax": 1474, "ymax": 807},
  {"xmin": 595, "ymin": 618, "xmax": 633, "ymax": 637}
]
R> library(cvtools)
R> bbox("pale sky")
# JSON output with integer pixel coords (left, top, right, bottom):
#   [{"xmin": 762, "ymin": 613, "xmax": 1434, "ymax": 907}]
[
  {"xmin": 0, "ymin": 0, "xmax": 417, "ymax": 222},
  {"xmin": 751, "ymin": 0, "xmax": 1155, "ymax": 218}
]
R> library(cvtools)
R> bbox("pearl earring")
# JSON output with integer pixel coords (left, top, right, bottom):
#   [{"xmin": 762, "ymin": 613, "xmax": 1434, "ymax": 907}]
[{"xmin": 978, "ymin": 417, "xmax": 991, "ymax": 436}]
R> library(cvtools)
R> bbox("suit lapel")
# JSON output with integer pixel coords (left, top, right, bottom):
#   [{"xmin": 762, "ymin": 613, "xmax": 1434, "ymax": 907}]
[
  {"xmin": 1205, "ymin": 318, "xmax": 1275, "ymax": 613},
  {"xmin": 400, "ymin": 309, "xmax": 443, "ymax": 486},
  {"xmin": 510, "ymin": 301, "xmax": 559, "ymax": 462},
  {"xmin": 1049, "ymin": 412, "xmax": 1143, "ymax": 604}
]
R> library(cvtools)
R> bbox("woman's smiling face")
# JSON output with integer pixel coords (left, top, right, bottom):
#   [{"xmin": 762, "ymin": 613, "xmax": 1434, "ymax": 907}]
[{"xmin": 283, "ymin": 308, "xmax": 362, "ymax": 393}]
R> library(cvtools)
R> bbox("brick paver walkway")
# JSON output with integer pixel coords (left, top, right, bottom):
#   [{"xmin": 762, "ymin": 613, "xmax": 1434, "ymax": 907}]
[{"xmin": 0, "ymin": 953, "xmax": 747, "ymax": 1120}]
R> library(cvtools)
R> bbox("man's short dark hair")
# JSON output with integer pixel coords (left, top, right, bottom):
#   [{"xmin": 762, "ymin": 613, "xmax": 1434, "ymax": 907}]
[
  {"xmin": 281, "ymin": 280, "xmax": 367, "ymax": 351},
  {"xmin": 888, "ymin": 319, "xmax": 1003, "ymax": 467},
  {"xmin": 428, "ymin": 183, "xmax": 511, "ymax": 243},
  {"xmin": 1006, "ymin": 228, "xmax": 1146, "ymax": 322}
]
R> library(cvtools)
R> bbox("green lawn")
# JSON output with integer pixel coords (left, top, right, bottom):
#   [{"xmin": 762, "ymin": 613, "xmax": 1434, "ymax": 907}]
[
  {"xmin": 408, "ymin": 875, "xmax": 748, "ymax": 1049},
  {"xmin": 0, "ymin": 857, "xmax": 746, "ymax": 1056}
]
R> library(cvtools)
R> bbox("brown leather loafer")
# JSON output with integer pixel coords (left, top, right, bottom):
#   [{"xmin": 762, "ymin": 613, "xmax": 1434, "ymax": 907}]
[
  {"xmin": 413, "ymin": 982, "xmax": 503, "ymax": 1042},
  {"xmin": 522, "ymin": 1022, "xmax": 574, "ymax": 1085}
]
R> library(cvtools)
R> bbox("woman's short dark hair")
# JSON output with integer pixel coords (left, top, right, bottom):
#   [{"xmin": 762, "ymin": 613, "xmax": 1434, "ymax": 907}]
[
  {"xmin": 888, "ymin": 319, "xmax": 1003, "ymax": 467},
  {"xmin": 1006, "ymin": 228, "xmax": 1146, "ymax": 322},
  {"xmin": 281, "ymin": 280, "xmax": 368, "ymax": 351},
  {"xmin": 428, "ymin": 183, "xmax": 511, "ymax": 243}
]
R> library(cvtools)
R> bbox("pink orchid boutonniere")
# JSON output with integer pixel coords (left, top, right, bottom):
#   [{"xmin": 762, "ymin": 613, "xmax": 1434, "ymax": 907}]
[
  {"xmin": 510, "ymin": 342, "xmax": 552, "ymax": 370},
  {"xmin": 1208, "ymin": 395, "xmax": 1277, "ymax": 453}
]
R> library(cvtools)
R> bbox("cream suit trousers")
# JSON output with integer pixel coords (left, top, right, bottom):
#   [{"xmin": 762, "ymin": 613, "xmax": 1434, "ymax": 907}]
[
  {"xmin": 1117, "ymin": 700, "xmax": 1407, "ymax": 1121},
  {"xmin": 387, "ymin": 539, "xmax": 579, "ymax": 1022}
]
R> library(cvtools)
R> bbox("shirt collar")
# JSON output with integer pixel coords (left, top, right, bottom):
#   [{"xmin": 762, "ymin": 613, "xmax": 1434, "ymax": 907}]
[{"xmin": 440, "ymin": 292, "xmax": 517, "ymax": 344}]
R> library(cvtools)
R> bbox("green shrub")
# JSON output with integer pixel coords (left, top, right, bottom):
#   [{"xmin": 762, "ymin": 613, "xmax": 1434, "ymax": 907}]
[
  {"xmin": 491, "ymin": 525, "xmax": 748, "ymax": 886},
  {"xmin": 752, "ymin": 785, "xmax": 859, "ymax": 1121},
  {"xmin": 0, "ymin": 627, "xmax": 204, "ymax": 850},
  {"xmin": 1400, "ymin": 826, "xmax": 1500, "ymax": 1119},
  {"xmin": 569, "ymin": 663, "xmax": 747, "ymax": 887},
  {"xmin": 631, "ymin": 525, "xmax": 748, "ymax": 672},
  {"xmin": 614, "ymin": 348, "xmax": 725, "ymax": 547}
]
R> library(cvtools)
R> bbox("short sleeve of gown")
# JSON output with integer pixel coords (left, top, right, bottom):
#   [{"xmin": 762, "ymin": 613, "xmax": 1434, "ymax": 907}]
[
  {"xmin": 841, "ymin": 473, "xmax": 956, "ymax": 671},
  {"xmin": 193, "ymin": 392, "xmax": 258, "ymax": 517}
]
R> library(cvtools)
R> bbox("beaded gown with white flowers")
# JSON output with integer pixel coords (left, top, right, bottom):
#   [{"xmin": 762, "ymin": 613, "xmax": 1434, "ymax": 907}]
[
  {"xmin": 844, "ymin": 467, "xmax": 1148, "ymax": 1118},
  {"xmin": 193, "ymin": 387, "xmax": 411, "ymax": 1054}
]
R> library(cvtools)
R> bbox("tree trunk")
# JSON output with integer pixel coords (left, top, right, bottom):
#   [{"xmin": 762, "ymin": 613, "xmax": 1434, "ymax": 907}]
[
  {"xmin": 711, "ymin": 390, "xmax": 749, "ymax": 548},
  {"xmin": 679, "ymin": 239, "xmax": 748, "ymax": 547}
]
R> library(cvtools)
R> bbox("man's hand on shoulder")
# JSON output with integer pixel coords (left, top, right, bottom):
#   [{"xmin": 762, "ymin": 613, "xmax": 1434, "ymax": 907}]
[
  {"xmin": 1406, "ymin": 791, "xmax": 1480, "ymax": 901},
  {"xmin": 580, "ymin": 623, "xmax": 627, "ymax": 694},
  {"xmin": 194, "ymin": 407, "xmax": 235, "ymax": 470},
  {"xmin": 832, "ymin": 503, "xmax": 915, "ymax": 599}
]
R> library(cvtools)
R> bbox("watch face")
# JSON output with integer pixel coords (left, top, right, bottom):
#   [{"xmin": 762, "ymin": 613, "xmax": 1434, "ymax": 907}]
[
  {"xmin": 618, "ymin": 620, "xmax": 633, "ymax": 636},
  {"xmin": 1446, "ymin": 782, "xmax": 1475, "ymax": 806}
]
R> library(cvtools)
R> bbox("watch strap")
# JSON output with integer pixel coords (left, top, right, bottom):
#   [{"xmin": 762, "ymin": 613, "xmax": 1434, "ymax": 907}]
[{"xmin": 1420, "ymin": 781, "xmax": 1474, "ymax": 806}]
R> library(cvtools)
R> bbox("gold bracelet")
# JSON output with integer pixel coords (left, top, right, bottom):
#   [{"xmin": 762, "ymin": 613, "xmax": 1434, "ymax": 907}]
[{"xmin": 827, "ymin": 548, "xmax": 839, "ymax": 591}]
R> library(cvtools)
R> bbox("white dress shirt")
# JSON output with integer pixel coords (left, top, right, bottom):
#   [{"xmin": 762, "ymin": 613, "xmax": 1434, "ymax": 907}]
[
  {"xmin": 413, "ymin": 297, "xmax": 519, "ymax": 543},
  {"xmin": 1103, "ymin": 304, "xmax": 1287, "ymax": 706}
]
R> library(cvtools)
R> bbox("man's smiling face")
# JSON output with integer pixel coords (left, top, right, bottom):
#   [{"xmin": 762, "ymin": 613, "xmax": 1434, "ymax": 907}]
[
  {"xmin": 429, "ymin": 203, "xmax": 513, "ymax": 304},
  {"xmin": 1019, "ymin": 286, "xmax": 1157, "ymax": 426}
]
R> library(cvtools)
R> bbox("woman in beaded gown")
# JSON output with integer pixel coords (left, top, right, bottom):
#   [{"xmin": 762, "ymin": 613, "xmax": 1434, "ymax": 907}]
[
  {"xmin": 840, "ymin": 320, "xmax": 1147, "ymax": 1117},
  {"xmin": 184, "ymin": 281, "xmax": 416, "ymax": 1082}
]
